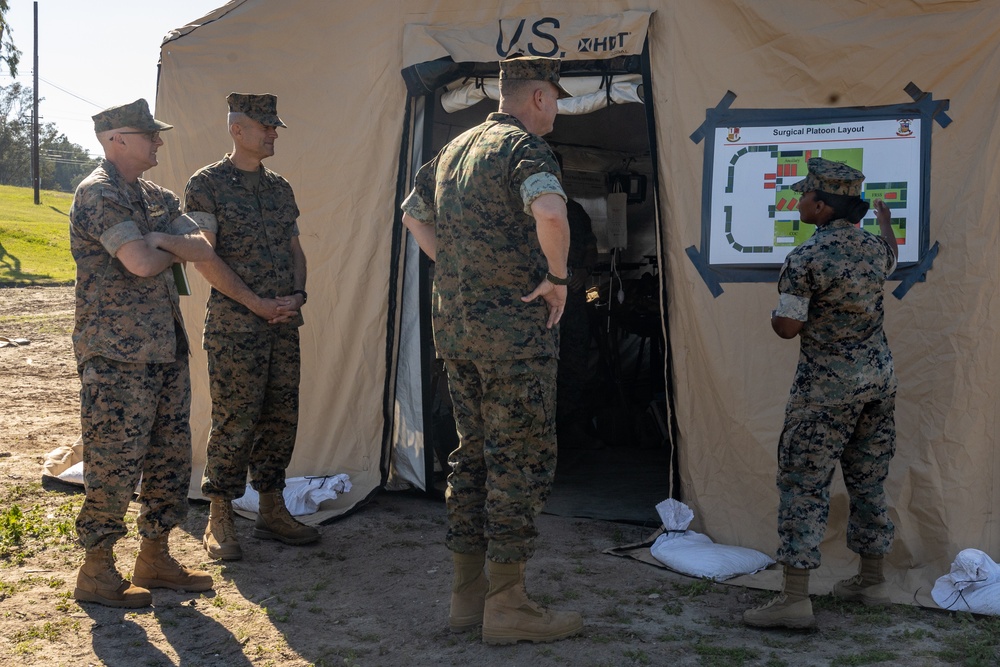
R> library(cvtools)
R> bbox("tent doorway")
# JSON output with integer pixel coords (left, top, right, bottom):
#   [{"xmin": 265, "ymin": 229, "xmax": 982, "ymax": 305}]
[{"xmin": 394, "ymin": 55, "xmax": 677, "ymax": 526}]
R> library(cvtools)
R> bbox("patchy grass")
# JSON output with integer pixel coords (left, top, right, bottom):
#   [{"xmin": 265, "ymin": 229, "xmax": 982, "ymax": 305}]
[
  {"xmin": 674, "ymin": 579, "xmax": 720, "ymax": 597},
  {"xmin": 0, "ymin": 309, "xmax": 75, "ymax": 337},
  {"xmin": 0, "ymin": 184, "xmax": 75, "ymax": 286},
  {"xmin": 694, "ymin": 641, "xmax": 761, "ymax": 665},
  {"xmin": 931, "ymin": 613, "xmax": 1000, "ymax": 665},
  {"xmin": 0, "ymin": 497, "xmax": 80, "ymax": 565},
  {"xmin": 8, "ymin": 618, "xmax": 81, "ymax": 656},
  {"xmin": 831, "ymin": 649, "xmax": 899, "ymax": 665}
]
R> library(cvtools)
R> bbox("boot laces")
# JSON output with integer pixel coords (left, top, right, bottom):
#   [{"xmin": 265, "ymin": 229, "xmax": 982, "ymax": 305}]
[
  {"xmin": 145, "ymin": 538, "xmax": 184, "ymax": 569},
  {"xmin": 161, "ymin": 550, "xmax": 184, "ymax": 570},
  {"xmin": 265, "ymin": 499, "xmax": 306, "ymax": 530},
  {"xmin": 219, "ymin": 513, "xmax": 238, "ymax": 540},
  {"xmin": 842, "ymin": 574, "xmax": 866, "ymax": 587},
  {"xmin": 753, "ymin": 593, "xmax": 787, "ymax": 610},
  {"xmin": 211, "ymin": 505, "xmax": 238, "ymax": 541}
]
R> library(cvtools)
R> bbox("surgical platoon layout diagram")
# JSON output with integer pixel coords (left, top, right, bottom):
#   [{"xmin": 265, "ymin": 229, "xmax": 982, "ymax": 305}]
[{"xmin": 707, "ymin": 117, "xmax": 921, "ymax": 268}]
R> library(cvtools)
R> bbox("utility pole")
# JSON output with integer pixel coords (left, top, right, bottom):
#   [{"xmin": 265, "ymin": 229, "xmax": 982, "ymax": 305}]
[{"xmin": 31, "ymin": 1, "xmax": 39, "ymax": 204}]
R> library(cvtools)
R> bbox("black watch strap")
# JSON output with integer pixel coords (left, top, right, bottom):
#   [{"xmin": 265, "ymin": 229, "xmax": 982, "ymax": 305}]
[
  {"xmin": 545, "ymin": 270, "xmax": 571, "ymax": 286},
  {"xmin": 292, "ymin": 289, "xmax": 308, "ymax": 303}
]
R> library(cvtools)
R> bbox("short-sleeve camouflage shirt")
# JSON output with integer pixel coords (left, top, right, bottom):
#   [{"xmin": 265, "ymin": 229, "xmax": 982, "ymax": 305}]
[
  {"xmin": 183, "ymin": 155, "xmax": 302, "ymax": 335},
  {"xmin": 70, "ymin": 159, "xmax": 191, "ymax": 367},
  {"xmin": 777, "ymin": 219, "xmax": 898, "ymax": 405},
  {"xmin": 401, "ymin": 112, "xmax": 566, "ymax": 361}
]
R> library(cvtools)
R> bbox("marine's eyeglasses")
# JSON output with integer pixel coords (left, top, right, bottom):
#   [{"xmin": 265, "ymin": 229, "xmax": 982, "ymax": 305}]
[{"xmin": 118, "ymin": 131, "xmax": 160, "ymax": 142}]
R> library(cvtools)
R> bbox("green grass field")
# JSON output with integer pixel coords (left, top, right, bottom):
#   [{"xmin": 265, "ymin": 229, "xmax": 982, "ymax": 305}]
[{"xmin": 0, "ymin": 184, "xmax": 76, "ymax": 286}]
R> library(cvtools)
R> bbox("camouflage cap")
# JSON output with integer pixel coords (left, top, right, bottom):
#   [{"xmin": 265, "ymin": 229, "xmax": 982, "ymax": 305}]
[
  {"xmin": 92, "ymin": 99, "xmax": 173, "ymax": 133},
  {"xmin": 499, "ymin": 55, "xmax": 571, "ymax": 98},
  {"xmin": 790, "ymin": 157, "xmax": 865, "ymax": 197},
  {"xmin": 227, "ymin": 92, "xmax": 286, "ymax": 127}
]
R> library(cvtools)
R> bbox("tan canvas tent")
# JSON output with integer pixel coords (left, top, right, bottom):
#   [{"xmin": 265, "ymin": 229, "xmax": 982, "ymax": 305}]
[{"xmin": 154, "ymin": 0, "xmax": 1000, "ymax": 603}]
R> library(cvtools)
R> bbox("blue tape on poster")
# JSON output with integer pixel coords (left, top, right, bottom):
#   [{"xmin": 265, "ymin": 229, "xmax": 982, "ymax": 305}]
[
  {"xmin": 685, "ymin": 246, "xmax": 725, "ymax": 297},
  {"xmin": 892, "ymin": 240, "xmax": 939, "ymax": 299},
  {"xmin": 904, "ymin": 82, "xmax": 952, "ymax": 128},
  {"xmin": 690, "ymin": 90, "xmax": 738, "ymax": 144}
]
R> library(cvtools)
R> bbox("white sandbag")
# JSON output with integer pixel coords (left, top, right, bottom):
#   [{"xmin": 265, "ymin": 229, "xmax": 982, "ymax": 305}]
[
  {"xmin": 650, "ymin": 531, "xmax": 775, "ymax": 580},
  {"xmin": 931, "ymin": 548, "xmax": 1000, "ymax": 614},
  {"xmin": 42, "ymin": 437, "xmax": 83, "ymax": 480},
  {"xmin": 656, "ymin": 498, "xmax": 695, "ymax": 531},
  {"xmin": 233, "ymin": 474, "xmax": 352, "ymax": 516},
  {"xmin": 57, "ymin": 461, "xmax": 85, "ymax": 486},
  {"xmin": 53, "ymin": 460, "xmax": 142, "ymax": 494},
  {"xmin": 650, "ymin": 499, "xmax": 775, "ymax": 580}
]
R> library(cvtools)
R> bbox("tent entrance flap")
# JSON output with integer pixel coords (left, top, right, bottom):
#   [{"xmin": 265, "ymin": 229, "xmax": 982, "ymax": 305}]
[{"xmin": 390, "ymin": 45, "xmax": 676, "ymax": 525}]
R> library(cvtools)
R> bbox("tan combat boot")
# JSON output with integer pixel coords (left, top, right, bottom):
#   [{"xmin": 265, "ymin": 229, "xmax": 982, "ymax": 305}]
[
  {"xmin": 833, "ymin": 555, "xmax": 891, "ymax": 605},
  {"xmin": 132, "ymin": 533, "xmax": 214, "ymax": 592},
  {"xmin": 743, "ymin": 565, "xmax": 816, "ymax": 629},
  {"xmin": 74, "ymin": 545, "xmax": 152, "ymax": 608},
  {"xmin": 481, "ymin": 561, "xmax": 583, "ymax": 645},
  {"xmin": 254, "ymin": 491, "xmax": 320, "ymax": 545},
  {"xmin": 450, "ymin": 551, "xmax": 488, "ymax": 632},
  {"xmin": 204, "ymin": 498, "xmax": 243, "ymax": 560}
]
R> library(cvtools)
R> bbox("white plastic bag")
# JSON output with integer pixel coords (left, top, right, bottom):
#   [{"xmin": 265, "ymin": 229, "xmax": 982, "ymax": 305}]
[
  {"xmin": 649, "ymin": 499, "xmax": 775, "ymax": 580},
  {"xmin": 233, "ymin": 474, "xmax": 351, "ymax": 516},
  {"xmin": 931, "ymin": 548, "xmax": 1000, "ymax": 614}
]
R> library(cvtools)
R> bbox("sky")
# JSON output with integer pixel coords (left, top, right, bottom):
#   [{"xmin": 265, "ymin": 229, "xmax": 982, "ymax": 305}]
[{"xmin": 3, "ymin": 0, "xmax": 226, "ymax": 157}]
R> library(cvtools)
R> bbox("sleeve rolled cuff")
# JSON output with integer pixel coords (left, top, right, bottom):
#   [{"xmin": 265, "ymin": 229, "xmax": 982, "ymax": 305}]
[
  {"xmin": 401, "ymin": 190, "xmax": 435, "ymax": 223},
  {"xmin": 99, "ymin": 220, "xmax": 144, "ymax": 256},
  {"xmin": 173, "ymin": 211, "xmax": 218, "ymax": 234},
  {"xmin": 885, "ymin": 243, "xmax": 898, "ymax": 276},
  {"xmin": 775, "ymin": 292, "xmax": 809, "ymax": 321},
  {"xmin": 520, "ymin": 172, "xmax": 566, "ymax": 215}
]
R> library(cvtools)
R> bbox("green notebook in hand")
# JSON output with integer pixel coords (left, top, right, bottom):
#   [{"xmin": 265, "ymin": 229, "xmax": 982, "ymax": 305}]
[{"xmin": 172, "ymin": 263, "xmax": 191, "ymax": 296}]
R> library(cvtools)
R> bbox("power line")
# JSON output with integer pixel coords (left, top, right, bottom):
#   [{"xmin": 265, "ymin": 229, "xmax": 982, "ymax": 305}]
[
  {"xmin": 41, "ymin": 158, "xmax": 94, "ymax": 166},
  {"xmin": 2, "ymin": 72, "xmax": 104, "ymax": 108},
  {"xmin": 37, "ymin": 76, "xmax": 104, "ymax": 108},
  {"xmin": 41, "ymin": 152, "xmax": 93, "ymax": 161},
  {"xmin": 41, "ymin": 150, "xmax": 88, "ymax": 157}
]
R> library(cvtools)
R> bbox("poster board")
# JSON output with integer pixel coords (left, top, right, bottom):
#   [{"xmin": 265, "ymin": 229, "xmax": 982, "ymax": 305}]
[{"xmin": 686, "ymin": 90, "xmax": 947, "ymax": 295}]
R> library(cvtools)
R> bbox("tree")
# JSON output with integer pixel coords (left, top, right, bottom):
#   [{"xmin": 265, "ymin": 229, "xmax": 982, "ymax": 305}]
[
  {"xmin": 0, "ymin": 82, "xmax": 97, "ymax": 190},
  {"xmin": 39, "ymin": 125, "xmax": 97, "ymax": 192},
  {"xmin": 0, "ymin": 81, "xmax": 30, "ymax": 185},
  {"xmin": 0, "ymin": 0, "xmax": 20, "ymax": 77}
]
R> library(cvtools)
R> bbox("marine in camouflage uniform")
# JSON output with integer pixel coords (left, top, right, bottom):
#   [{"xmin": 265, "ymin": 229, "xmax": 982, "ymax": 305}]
[
  {"xmin": 401, "ymin": 56, "xmax": 583, "ymax": 644},
  {"xmin": 744, "ymin": 157, "xmax": 899, "ymax": 629},
  {"xmin": 71, "ymin": 99, "xmax": 215, "ymax": 608},
  {"xmin": 185, "ymin": 92, "xmax": 317, "ymax": 560}
]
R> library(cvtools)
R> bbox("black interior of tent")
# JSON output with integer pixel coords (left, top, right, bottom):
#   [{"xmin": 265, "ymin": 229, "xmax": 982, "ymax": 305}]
[{"xmin": 406, "ymin": 55, "xmax": 677, "ymax": 528}]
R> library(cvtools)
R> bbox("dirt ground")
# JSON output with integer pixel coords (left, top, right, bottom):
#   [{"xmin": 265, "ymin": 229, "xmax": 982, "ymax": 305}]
[{"xmin": 1, "ymin": 286, "xmax": 996, "ymax": 667}]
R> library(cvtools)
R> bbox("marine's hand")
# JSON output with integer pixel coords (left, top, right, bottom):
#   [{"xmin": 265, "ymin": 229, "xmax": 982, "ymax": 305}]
[
  {"xmin": 873, "ymin": 198, "xmax": 891, "ymax": 225},
  {"xmin": 522, "ymin": 279, "xmax": 567, "ymax": 329},
  {"xmin": 250, "ymin": 297, "xmax": 292, "ymax": 322},
  {"xmin": 144, "ymin": 231, "xmax": 166, "ymax": 250},
  {"xmin": 872, "ymin": 198, "xmax": 899, "ymax": 260},
  {"xmin": 268, "ymin": 295, "xmax": 300, "ymax": 324},
  {"xmin": 143, "ymin": 232, "xmax": 179, "ymax": 261}
]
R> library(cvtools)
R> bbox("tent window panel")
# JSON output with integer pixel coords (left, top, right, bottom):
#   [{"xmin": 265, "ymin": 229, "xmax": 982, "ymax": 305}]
[{"xmin": 441, "ymin": 74, "xmax": 644, "ymax": 115}]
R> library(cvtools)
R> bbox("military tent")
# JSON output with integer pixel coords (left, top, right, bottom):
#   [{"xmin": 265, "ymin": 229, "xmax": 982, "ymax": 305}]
[{"xmin": 153, "ymin": 0, "xmax": 1000, "ymax": 601}]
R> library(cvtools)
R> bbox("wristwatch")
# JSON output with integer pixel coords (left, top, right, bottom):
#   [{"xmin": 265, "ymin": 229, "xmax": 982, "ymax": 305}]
[
  {"xmin": 545, "ymin": 270, "xmax": 572, "ymax": 286},
  {"xmin": 292, "ymin": 289, "xmax": 308, "ymax": 304}
]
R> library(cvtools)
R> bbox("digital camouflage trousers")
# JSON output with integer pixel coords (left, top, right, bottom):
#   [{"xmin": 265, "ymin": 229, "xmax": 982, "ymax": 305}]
[
  {"xmin": 443, "ymin": 356, "xmax": 558, "ymax": 564},
  {"xmin": 76, "ymin": 355, "xmax": 192, "ymax": 550},
  {"xmin": 776, "ymin": 395, "xmax": 896, "ymax": 569}
]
